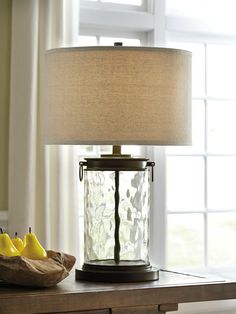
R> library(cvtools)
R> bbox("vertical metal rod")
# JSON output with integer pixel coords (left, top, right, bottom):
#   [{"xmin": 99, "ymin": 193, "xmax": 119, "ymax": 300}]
[
  {"xmin": 112, "ymin": 145, "xmax": 121, "ymax": 155},
  {"xmin": 114, "ymin": 170, "xmax": 120, "ymax": 264}
]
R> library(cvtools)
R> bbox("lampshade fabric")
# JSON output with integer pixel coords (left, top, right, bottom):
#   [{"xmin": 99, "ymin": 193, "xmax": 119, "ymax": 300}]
[{"xmin": 43, "ymin": 46, "xmax": 191, "ymax": 145}]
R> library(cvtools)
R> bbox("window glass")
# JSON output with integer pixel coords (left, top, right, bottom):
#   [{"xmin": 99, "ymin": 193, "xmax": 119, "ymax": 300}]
[
  {"xmin": 207, "ymin": 156, "xmax": 236, "ymax": 210},
  {"xmin": 167, "ymin": 0, "xmax": 236, "ymax": 18},
  {"xmin": 167, "ymin": 0, "xmax": 207, "ymax": 17},
  {"xmin": 77, "ymin": 146, "xmax": 95, "ymax": 155},
  {"xmin": 96, "ymin": 145, "xmax": 142, "ymax": 156},
  {"xmin": 206, "ymin": 0, "xmax": 236, "ymax": 18},
  {"xmin": 167, "ymin": 156, "xmax": 205, "ymax": 211},
  {"xmin": 208, "ymin": 213, "xmax": 236, "ymax": 266},
  {"xmin": 167, "ymin": 214, "xmax": 204, "ymax": 268},
  {"xmin": 207, "ymin": 44, "xmax": 236, "ymax": 98},
  {"xmin": 79, "ymin": 35, "xmax": 97, "ymax": 46},
  {"xmin": 207, "ymin": 101, "xmax": 236, "ymax": 154}
]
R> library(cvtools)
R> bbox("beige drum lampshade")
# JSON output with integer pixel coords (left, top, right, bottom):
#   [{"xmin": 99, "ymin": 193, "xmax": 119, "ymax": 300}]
[{"xmin": 43, "ymin": 46, "xmax": 192, "ymax": 145}]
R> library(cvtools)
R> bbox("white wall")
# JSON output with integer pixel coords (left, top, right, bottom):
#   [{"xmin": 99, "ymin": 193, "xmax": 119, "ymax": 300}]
[{"xmin": 0, "ymin": 211, "xmax": 8, "ymax": 230}]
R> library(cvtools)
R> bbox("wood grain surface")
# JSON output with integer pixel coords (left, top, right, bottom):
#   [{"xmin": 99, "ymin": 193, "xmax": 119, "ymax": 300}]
[{"xmin": 0, "ymin": 270, "xmax": 235, "ymax": 314}]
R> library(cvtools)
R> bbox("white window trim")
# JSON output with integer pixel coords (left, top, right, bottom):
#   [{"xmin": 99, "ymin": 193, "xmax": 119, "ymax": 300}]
[{"xmin": 80, "ymin": 5, "xmax": 154, "ymax": 32}]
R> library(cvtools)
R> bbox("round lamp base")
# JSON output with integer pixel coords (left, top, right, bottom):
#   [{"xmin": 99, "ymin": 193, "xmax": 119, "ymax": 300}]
[{"xmin": 76, "ymin": 261, "xmax": 159, "ymax": 282}]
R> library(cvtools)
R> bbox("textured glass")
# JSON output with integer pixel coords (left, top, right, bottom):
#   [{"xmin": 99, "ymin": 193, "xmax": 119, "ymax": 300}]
[{"xmin": 84, "ymin": 169, "xmax": 150, "ymax": 264}]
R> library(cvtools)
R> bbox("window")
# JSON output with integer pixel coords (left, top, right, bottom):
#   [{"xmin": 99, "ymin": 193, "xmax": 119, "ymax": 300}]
[
  {"xmin": 67, "ymin": 0, "xmax": 236, "ymax": 273},
  {"xmin": 166, "ymin": 5, "xmax": 236, "ymax": 269},
  {"xmin": 50, "ymin": 1, "xmax": 236, "ymax": 312}
]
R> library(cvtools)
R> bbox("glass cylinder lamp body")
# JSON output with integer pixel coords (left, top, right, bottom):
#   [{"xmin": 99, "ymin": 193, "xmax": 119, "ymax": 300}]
[{"xmin": 84, "ymin": 168, "xmax": 150, "ymax": 266}]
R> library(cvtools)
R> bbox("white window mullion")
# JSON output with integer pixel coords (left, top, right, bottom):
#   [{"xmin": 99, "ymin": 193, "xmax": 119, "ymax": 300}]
[
  {"xmin": 62, "ymin": 0, "xmax": 80, "ymax": 46},
  {"xmin": 146, "ymin": 146, "xmax": 167, "ymax": 268},
  {"xmin": 204, "ymin": 49, "xmax": 209, "ymax": 266},
  {"xmin": 145, "ymin": 0, "xmax": 167, "ymax": 268},
  {"xmin": 147, "ymin": 0, "xmax": 166, "ymax": 46}
]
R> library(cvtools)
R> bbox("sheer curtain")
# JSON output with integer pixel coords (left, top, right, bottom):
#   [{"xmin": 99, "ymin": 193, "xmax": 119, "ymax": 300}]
[{"xmin": 8, "ymin": 0, "xmax": 79, "ymax": 256}]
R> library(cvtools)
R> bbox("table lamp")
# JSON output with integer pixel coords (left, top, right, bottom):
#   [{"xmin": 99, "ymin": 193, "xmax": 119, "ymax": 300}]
[{"xmin": 43, "ymin": 44, "xmax": 192, "ymax": 282}]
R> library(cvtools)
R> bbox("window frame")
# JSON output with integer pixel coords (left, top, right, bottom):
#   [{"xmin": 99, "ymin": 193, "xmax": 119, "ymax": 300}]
[
  {"xmin": 166, "ymin": 15, "xmax": 236, "ymax": 271},
  {"xmin": 59, "ymin": 0, "xmax": 236, "ymax": 312},
  {"xmin": 76, "ymin": 0, "xmax": 236, "ymax": 270}
]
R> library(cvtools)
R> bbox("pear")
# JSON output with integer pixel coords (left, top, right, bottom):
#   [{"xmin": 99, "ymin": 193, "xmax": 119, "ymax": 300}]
[
  {"xmin": 0, "ymin": 228, "xmax": 20, "ymax": 256},
  {"xmin": 21, "ymin": 227, "xmax": 47, "ymax": 260},
  {"xmin": 11, "ymin": 232, "xmax": 24, "ymax": 253}
]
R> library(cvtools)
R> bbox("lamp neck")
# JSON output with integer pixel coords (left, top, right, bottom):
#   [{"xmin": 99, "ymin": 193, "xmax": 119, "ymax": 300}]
[
  {"xmin": 101, "ymin": 145, "xmax": 131, "ymax": 158},
  {"xmin": 113, "ymin": 145, "xmax": 121, "ymax": 155}
]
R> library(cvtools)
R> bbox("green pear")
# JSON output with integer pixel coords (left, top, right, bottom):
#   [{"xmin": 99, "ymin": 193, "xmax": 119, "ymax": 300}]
[
  {"xmin": 21, "ymin": 227, "xmax": 47, "ymax": 260},
  {"xmin": 0, "ymin": 228, "xmax": 20, "ymax": 256}
]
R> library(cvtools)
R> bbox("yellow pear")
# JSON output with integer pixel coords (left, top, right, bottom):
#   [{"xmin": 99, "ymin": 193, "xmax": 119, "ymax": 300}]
[
  {"xmin": 21, "ymin": 227, "xmax": 47, "ymax": 260},
  {"xmin": 11, "ymin": 232, "xmax": 24, "ymax": 253},
  {"xmin": 0, "ymin": 228, "xmax": 20, "ymax": 257}
]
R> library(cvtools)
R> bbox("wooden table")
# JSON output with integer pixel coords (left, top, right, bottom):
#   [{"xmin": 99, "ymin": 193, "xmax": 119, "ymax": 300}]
[{"xmin": 0, "ymin": 270, "xmax": 236, "ymax": 314}]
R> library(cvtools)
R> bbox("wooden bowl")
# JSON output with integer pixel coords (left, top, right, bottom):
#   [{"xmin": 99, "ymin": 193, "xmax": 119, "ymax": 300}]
[{"xmin": 0, "ymin": 250, "xmax": 76, "ymax": 287}]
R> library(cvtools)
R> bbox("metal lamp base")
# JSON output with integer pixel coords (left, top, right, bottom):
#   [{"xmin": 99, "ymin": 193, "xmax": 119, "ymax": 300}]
[{"xmin": 76, "ymin": 261, "xmax": 159, "ymax": 282}]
